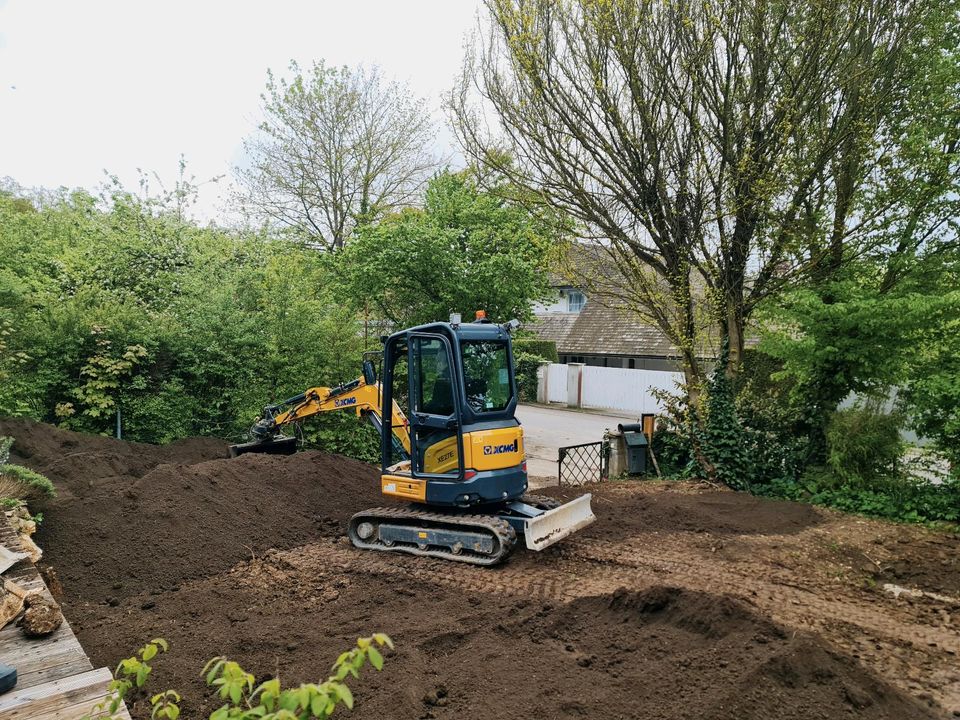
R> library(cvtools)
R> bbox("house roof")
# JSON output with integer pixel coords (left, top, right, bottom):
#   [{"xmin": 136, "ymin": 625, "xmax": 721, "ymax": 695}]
[{"xmin": 528, "ymin": 302, "xmax": 677, "ymax": 358}]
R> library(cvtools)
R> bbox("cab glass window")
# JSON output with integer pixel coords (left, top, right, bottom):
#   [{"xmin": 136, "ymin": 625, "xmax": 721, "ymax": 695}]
[
  {"xmin": 461, "ymin": 341, "xmax": 512, "ymax": 413},
  {"xmin": 412, "ymin": 337, "xmax": 455, "ymax": 416}
]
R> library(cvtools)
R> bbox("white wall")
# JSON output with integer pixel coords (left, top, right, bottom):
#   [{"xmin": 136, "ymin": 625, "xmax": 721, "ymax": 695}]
[{"xmin": 540, "ymin": 363, "xmax": 684, "ymax": 415}]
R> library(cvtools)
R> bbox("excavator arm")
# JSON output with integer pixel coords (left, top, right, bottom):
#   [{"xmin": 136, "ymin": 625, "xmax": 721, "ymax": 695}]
[{"xmin": 230, "ymin": 371, "xmax": 411, "ymax": 458}]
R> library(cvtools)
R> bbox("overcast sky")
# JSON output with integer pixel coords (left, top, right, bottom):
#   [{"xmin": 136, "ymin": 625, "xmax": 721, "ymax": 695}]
[{"xmin": 0, "ymin": 0, "xmax": 481, "ymax": 220}]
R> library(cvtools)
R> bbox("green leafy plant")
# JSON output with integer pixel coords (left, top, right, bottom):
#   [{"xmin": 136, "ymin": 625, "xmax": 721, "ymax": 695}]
[
  {"xmin": 64, "ymin": 327, "xmax": 148, "ymax": 422},
  {"xmin": 87, "ymin": 635, "xmax": 393, "ymax": 720},
  {"xmin": 84, "ymin": 638, "xmax": 170, "ymax": 720},
  {"xmin": 823, "ymin": 405, "xmax": 905, "ymax": 487},
  {"xmin": 300, "ymin": 412, "xmax": 382, "ymax": 465},
  {"xmin": 758, "ymin": 472, "xmax": 960, "ymax": 527},
  {"xmin": 512, "ymin": 338, "xmax": 558, "ymax": 363},
  {"xmin": 697, "ymin": 345, "xmax": 752, "ymax": 490}
]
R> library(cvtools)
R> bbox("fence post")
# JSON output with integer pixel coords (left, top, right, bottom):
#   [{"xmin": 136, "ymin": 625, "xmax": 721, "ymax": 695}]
[
  {"xmin": 536, "ymin": 361, "xmax": 551, "ymax": 404},
  {"xmin": 566, "ymin": 363, "xmax": 585, "ymax": 408}
]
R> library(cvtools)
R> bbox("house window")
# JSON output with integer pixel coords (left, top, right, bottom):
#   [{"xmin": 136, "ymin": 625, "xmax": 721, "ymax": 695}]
[
  {"xmin": 567, "ymin": 290, "xmax": 586, "ymax": 312},
  {"xmin": 628, "ymin": 359, "xmax": 635, "ymax": 369}
]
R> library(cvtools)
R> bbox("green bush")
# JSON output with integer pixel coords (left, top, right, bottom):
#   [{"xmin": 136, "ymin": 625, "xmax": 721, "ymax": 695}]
[
  {"xmin": 513, "ymin": 350, "xmax": 548, "ymax": 403},
  {"xmin": 698, "ymin": 345, "xmax": 752, "ymax": 490},
  {"xmin": 0, "ymin": 464, "xmax": 56, "ymax": 500},
  {"xmin": 86, "ymin": 635, "xmax": 393, "ymax": 720},
  {"xmin": 758, "ymin": 473, "xmax": 960, "ymax": 526},
  {"xmin": 650, "ymin": 425, "xmax": 696, "ymax": 478},
  {"xmin": 824, "ymin": 405, "xmax": 904, "ymax": 487},
  {"xmin": 0, "ymin": 436, "xmax": 55, "ymax": 501},
  {"xmin": 513, "ymin": 338, "xmax": 559, "ymax": 363},
  {"xmin": 299, "ymin": 412, "xmax": 382, "ymax": 464}
]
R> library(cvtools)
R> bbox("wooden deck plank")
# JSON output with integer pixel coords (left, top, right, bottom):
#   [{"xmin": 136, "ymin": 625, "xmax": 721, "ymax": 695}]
[
  {"xmin": 0, "ymin": 514, "xmax": 130, "ymax": 719},
  {"xmin": 0, "ymin": 667, "xmax": 110, "ymax": 710},
  {"xmin": 0, "ymin": 666, "xmax": 116, "ymax": 719}
]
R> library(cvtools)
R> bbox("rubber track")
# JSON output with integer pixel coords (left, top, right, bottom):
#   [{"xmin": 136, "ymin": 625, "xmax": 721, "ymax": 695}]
[{"xmin": 348, "ymin": 506, "xmax": 517, "ymax": 566}]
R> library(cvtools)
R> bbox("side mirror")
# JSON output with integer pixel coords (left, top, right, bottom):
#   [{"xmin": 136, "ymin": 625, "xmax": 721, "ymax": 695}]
[{"xmin": 362, "ymin": 359, "xmax": 377, "ymax": 385}]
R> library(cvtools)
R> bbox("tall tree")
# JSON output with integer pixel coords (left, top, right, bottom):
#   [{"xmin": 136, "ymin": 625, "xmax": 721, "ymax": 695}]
[
  {"xmin": 238, "ymin": 61, "xmax": 437, "ymax": 250},
  {"xmin": 757, "ymin": 1, "xmax": 960, "ymax": 456},
  {"xmin": 451, "ymin": 0, "xmax": 932, "ymax": 392}
]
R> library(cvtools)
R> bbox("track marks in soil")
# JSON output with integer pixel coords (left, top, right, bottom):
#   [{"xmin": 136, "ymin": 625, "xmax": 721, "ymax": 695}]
[{"xmin": 259, "ymin": 531, "xmax": 959, "ymax": 712}]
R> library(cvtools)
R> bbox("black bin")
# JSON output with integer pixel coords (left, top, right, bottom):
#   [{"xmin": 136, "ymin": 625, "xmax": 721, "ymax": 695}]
[{"xmin": 618, "ymin": 422, "xmax": 648, "ymax": 475}]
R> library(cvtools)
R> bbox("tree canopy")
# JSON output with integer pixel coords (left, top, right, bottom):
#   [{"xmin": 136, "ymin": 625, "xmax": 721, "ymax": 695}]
[
  {"xmin": 452, "ymin": 0, "xmax": 956, "ymax": 391},
  {"xmin": 237, "ymin": 61, "xmax": 437, "ymax": 251},
  {"xmin": 334, "ymin": 170, "xmax": 556, "ymax": 328}
]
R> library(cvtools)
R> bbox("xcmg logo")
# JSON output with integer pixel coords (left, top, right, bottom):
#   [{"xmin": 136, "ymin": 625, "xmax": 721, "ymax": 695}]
[
  {"xmin": 334, "ymin": 397, "xmax": 358, "ymax": 408},
  {"xmin": 483, "ymin": 439, "xmax": 518, "ymax": 455}
]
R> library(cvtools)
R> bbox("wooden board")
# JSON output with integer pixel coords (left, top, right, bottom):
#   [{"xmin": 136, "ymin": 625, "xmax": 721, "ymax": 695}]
[{"xmin": 0, "ymin": 515, "xmax": 131, "ymax": 719}]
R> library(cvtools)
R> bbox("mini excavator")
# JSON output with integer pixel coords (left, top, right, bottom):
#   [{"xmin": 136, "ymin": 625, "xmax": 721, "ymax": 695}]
[{"xmin": 230, "ymin": 312, "xmax": 595, "ymax": 565}]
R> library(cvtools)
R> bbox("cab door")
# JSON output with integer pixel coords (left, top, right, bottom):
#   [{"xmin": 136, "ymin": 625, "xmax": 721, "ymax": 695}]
[{"xmin": 407, "ymin": 334, "xmax": 464, "ymax": 479}]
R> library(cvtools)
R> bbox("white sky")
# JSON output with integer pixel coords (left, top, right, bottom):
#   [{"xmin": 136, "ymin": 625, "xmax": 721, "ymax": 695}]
[{"xmin": 0, "ymin": 0, "xmax": 481, "ymax": 221}]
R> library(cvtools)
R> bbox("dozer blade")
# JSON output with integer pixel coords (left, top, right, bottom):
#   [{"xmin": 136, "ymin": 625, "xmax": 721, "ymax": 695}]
[
  {"xmin": 523, "ymin": 493, "xmax": 595, "ymax": 551},
  {"xmin": 229, "ymin": 435, "xmax": 298, "ymax": 458}
]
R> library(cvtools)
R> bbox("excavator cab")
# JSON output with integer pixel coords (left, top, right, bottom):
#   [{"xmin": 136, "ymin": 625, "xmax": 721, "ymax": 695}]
[{"xmin": 377, "ymin": 317, "xmax": 527, "ymax": 507}]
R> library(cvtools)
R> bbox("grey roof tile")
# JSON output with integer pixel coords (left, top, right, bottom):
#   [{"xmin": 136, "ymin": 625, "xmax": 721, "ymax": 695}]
[{"xmin": 528, "ymin": 302, "xmax": 676, "ymax": 358}]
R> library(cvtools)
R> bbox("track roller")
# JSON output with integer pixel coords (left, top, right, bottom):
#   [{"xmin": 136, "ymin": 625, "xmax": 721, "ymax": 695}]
[{"xmin": 348, "ymin": 506, "xmax": 517, "ymax": 566}]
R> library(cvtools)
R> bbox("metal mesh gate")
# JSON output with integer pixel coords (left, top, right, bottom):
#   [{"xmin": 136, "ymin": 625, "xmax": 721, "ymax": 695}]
[{"xmin": 558, "ymin": 441, "xmax": 608, "ymax": 486}]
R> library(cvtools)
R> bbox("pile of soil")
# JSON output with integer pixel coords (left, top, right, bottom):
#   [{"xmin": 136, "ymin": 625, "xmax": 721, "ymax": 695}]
[
  {"xmin": 0, "ymin": 419, "xmax": 951, "ymax": 719},
  {"xmin": 74, "ymin": 572, "xmax": 935, "ymax": 720},
  {"xmin": 1, "ymin": 419, "xmax": 385, "ymax": 602},
  {"xmin": 550, "ymin": 482, "xmax": 824, "ymax": 538}
]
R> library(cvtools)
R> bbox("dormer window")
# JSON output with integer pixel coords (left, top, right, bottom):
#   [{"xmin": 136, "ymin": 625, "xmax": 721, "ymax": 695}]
[{"xmin": 567, "ymin": 290, "xmax": 586, "ymax": 312}]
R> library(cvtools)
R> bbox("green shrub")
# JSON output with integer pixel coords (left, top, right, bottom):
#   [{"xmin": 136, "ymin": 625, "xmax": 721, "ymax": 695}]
[
  {"xmin": 650, "ymin": 425, "xmax": 696, "ymax": 478},
  {"xmin": 299, "ymin": 412, "xmax": 382, "ymax": 464},
  {"xmin": 758, "ymin": 473, "xmax": 960, "ymax": 526},
  {"xmin": 698, "ymin": 345, "xmax": 752, "ymax": 490},
  {"xmin": 0, "ymin": 435, "xmax": 55, "ymax": 501},
  {"xmin": 0, "ymin": 464, "xmax": 56, "ymax": 500},
  {"xmin": 824, "ymin": 405, "xmax": 904, "ymax": 487},
  {"xmin": 513, "ymin": 350, "xmax": 548, "ymax": 403},
  {"xmin": 86, "ymin": 634, "xmax": 393, "ymax": 720},
  {"xmin": 513, "ymin": 338, "xmax": 559, "ymax": 363}
]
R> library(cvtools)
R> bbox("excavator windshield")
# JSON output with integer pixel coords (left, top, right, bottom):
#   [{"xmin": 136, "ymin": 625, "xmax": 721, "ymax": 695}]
[{"xmin": 461, "ymin": 340, "xmax": 512, "ymax": 413}]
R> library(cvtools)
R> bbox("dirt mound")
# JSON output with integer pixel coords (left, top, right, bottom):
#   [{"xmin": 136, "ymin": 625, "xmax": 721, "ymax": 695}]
[
  {"xmin": 37, "ymin": 451, "xmax": 385, "ymax": 603},
  {"xmin": 0, "ymin": 418, "xmax": 229, "ymax": 489},
  {"xmin": 0, "ymin": 418, "xmax": 383, "ymax": 602},
  {"xmin": 72, "ymin": 574, "xmax": 936, "ymax": 720},
  {"xmin": 2, "ymin": 420, "xmax": 950, "ymax": 718},
  {"xmin": 537, "ymin": 587, "xmax": 930, "ymax": 720},
  {"xmin": 548, "ymin": 482, "xmax": 823, "ymax": 537}
]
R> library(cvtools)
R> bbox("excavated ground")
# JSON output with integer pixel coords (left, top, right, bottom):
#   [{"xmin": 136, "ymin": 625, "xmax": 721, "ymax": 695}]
[{"xmin": 2, "ymin": 419, "xmax": 957, "ymax": 719}]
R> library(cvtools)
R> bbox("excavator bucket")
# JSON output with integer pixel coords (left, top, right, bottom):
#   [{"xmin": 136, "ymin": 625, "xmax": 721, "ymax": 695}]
[
  {"xmin": 523, "ymin": 493, "xmax": 595, "ymax": 551},
  {"xmin": 229, "ymin": 435, "xmax": 298, "ymax": 458}
]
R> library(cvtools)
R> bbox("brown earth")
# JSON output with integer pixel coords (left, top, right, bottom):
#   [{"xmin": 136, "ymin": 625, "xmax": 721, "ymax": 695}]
[{"xmin": 1, "ymin": 419, "xmax": 957, "ymax": 719}]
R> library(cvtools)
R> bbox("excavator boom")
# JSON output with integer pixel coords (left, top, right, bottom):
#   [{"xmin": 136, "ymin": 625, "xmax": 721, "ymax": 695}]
[{"xmin": 229, "ymin": 365, "xmax": 410, "ymax": 458}]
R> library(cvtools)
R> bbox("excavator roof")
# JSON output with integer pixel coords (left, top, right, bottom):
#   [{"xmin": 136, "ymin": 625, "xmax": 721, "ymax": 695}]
[{"xmin": 388, "ymin": 320, "xmax": 512, "ymax": 343}]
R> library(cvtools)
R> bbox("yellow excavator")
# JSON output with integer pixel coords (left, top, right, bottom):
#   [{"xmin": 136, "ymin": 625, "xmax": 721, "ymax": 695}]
[{"xmin": 230, "ymin": 312, "xmax": 595, "ymax": 565}]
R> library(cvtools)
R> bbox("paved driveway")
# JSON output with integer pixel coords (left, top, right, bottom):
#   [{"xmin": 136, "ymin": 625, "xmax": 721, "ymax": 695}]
[{"xmin": 516, "ymin": 403, "xmax": 633, "ymax": 487}]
